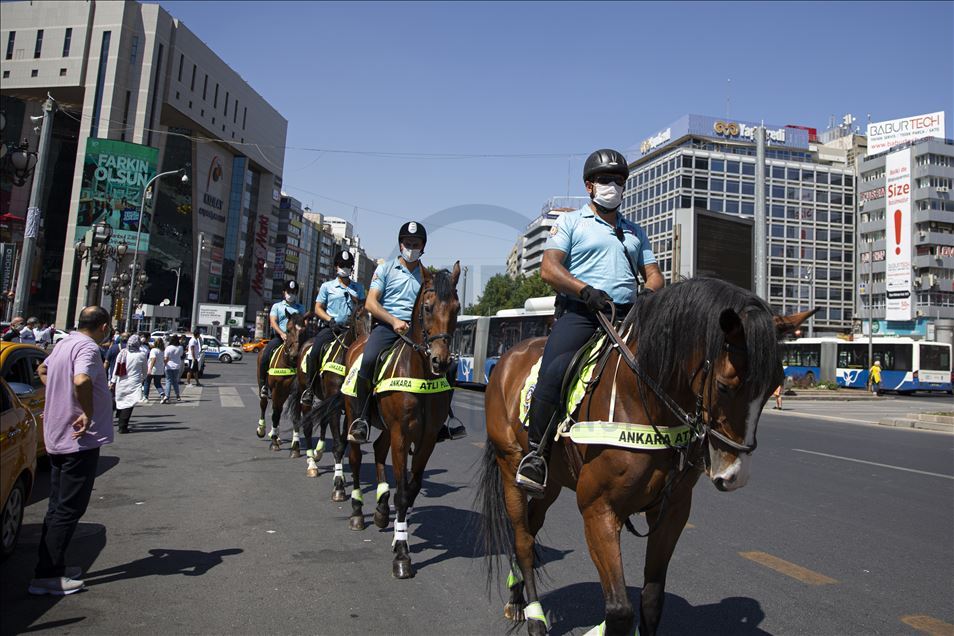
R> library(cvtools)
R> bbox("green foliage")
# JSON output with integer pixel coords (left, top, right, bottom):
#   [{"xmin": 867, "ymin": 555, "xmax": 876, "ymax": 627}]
[{"xmin": 465, "ymin": 272, "xmax": 553, "ymax": 316}]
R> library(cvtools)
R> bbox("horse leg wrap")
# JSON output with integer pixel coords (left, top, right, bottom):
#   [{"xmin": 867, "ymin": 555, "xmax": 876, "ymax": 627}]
[
  {"xmin": 507, "ymin": 565, "xmax": 524, "ymax": 589},
  {"xmin": 334, "ymin": 463, "xmax": 344, "ymax": 479},
  {"xmin": 392, "ymin": 520, "xmax": 408, "ymax": 547},
  {"xmin": 581, "ymin": 621, "xmax": 606, "ymax": 636},
  {"xmin": 315, "ymin": 439, "xmax": 325, "ymax": 453},
  {"xmin": 306, "ymin": 449, "xmax": 314, "ymax": 459},
  {"xmin": 376, "ymin": 482, "xmax": 390, "ymax": 502},
  {"xmin": 270, "ymin": 426, "xmax": 279, "ymax": 438},
  {"xmin": 292, "ymin": 431, "xmax": 300, "ymax": 443},
  {"xmin": 351, "ymin": 489, "xmax": 363, "ymax": 503},
  {"xmin": 523, "ymin": 602, "xmax": 548, "ymax": 630},
  {"xmin": 257, "ymin": 419, "xmax": 266, "ymax": 427}
]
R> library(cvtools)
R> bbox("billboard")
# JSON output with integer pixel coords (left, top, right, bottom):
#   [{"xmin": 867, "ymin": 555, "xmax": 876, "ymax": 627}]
[
  {"xmin": 75, "ymin": 139, "xmax": 159, "ymax": 253},
  {"xmin": 867, "ymin": 111, "xmax": 945, "ymax": 156},
  {"xmin": 884, "ymin": 149, "xmax": 913, "ymax": 320},
  {"xmin": 635, "ymin": 114, "xmax": 810, "ymax": 157}
]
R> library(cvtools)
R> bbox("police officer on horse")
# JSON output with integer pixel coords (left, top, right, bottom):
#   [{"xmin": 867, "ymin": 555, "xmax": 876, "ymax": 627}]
[
  {"xmin": 515, "ymin": 149, "xmax": 664, "ymax": 497},
  {"xmin": 258, "ymin": 279, "xmax": 306, "ymax": 399},
  {"xmin": 301, "ymin": 249, "xmax": 367, "ymax": 406}
]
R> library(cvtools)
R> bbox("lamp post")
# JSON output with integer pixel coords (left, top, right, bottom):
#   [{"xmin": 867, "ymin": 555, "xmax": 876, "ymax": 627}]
[
  {"xmin": 126, "ymin": 168, "xmax": 189, "ymax": 331},
  {"xmin": 172, "ymin": 264, "xmax": 182, "ymax": 307},
  {"xmin": 190, "ymin": 232, "xmax": 206, "ymax": 329},
  {"xmin": 74, "ymin": 220, "xmax": 128, "ymax": 307}
]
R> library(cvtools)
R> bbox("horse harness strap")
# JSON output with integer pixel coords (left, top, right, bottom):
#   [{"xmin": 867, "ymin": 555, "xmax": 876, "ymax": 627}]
[
  {"xmin": 267, "ymin": 343, "xmax": 296, "ymax": 376},
  {"xmin": 394, "ymin": 285, "xmax": 453, "ymax": 359}
]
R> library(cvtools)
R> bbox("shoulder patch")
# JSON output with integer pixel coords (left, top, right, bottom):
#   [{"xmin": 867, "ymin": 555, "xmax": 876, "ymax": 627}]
[{"xmin": 549, "ymin": 225, "xmax": 559, "ymax": 236}]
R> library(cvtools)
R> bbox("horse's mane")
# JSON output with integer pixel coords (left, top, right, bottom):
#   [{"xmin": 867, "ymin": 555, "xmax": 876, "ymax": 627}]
[
  {"xmin": 632, "ymin": 278, "xmax": 781, "ymax": 398},
  {"xmin": 429, "ymin": 269, "xmax": 457, "ymax": 302}
]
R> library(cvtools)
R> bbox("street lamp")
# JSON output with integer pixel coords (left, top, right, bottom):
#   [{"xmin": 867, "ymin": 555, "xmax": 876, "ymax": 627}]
[
  {"xmin": 2, "ymin": 139, "xmax": 38, "ymax": 187},
  {"xmin": 74, "ymin": 220, "xmax": 128, "ymax": 305},
  {"xmin": 126, "ymin": 167, "xmax": 189, "ymax": 330}
]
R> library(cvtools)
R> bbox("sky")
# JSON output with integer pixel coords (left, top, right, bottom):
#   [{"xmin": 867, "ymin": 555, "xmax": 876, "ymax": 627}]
[{"xmin": 157, "ymin": 0, "xmax": 953, "ymax": 302}]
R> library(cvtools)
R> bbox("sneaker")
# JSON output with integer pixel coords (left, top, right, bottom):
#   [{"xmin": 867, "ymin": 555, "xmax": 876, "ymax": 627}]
[
  {"xmin": 28, "ymin": 576, "xmax": 86, "ymax": 596},
  {"xmin": 160, "ymin": 397, "xmax": 169, "ymax": 404},
  {"xmin": 515, "ymin": 452, "xmax": 547, "ymax": 499},
  {"xmin": 348, "ymin": 418, "xmax": 370, "ymax": 443}
]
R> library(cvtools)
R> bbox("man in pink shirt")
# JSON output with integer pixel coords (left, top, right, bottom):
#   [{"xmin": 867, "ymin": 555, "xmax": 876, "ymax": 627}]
[{"xmin": 30, "ymin": 306, "xmax": 114, "ymax": 596}]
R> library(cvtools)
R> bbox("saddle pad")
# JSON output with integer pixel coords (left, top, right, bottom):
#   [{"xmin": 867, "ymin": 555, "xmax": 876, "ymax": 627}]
[
  {"xmin": 518, "ymin": 335, "xmax": 606, "ymax": 425},
  {"xmin": 568, "ymin": 421, "xmax": 692, "ymax": 450},
  {"xmin": 320, "ymin": 340, "xmax": 346, "ymax": 377},
  {"xmin": 340, "ymin": 345, "xmax": 419, "ymax": 396},
  {"xmin": 267, "ymin": 344, "xmax": 295, "ymax": 376}
]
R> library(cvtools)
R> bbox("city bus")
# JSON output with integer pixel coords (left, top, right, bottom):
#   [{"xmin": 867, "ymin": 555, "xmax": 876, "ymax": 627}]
[
  {"xmin": 781, "ymin": 337, "xmax": 953, "ymax": 394},
  {"xmin": 452, "ymin": 297, "xmax": 555, "ymax": 387}
]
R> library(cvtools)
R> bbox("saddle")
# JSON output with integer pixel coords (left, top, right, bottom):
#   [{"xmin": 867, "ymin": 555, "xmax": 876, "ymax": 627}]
[
  {"xmin": 267, "ymin": 344, "xmax": 295, "ymax": 376},
  {"xmin": 300, "ymin": 337, "xmax": 348, "ymax": 377},
  {"xmin": 341, "ymin": 340, "xmax": 452, "ymax": 397}
]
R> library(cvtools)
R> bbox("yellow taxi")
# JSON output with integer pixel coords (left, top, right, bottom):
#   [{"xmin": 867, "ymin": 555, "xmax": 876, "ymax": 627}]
[
  {"xmin": 0, "ymin": 342, "xmax": 48, "ymax": 458},
  {"xmin": 1, "ymin": 371, "xmax": 38, "ymax": 560},
  {"xmin": 242, "ymin": 338, "xmax": 269, "ymax": 353}
]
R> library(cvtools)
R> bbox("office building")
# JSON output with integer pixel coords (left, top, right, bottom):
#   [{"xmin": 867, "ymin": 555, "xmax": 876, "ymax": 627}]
[
  {"xmin": 624, "ymin": 114, "xmax": 856, "ymax": 332},
  {"xmin": 509, "ymin": 196, "xmax": 588, "ymax": 277},
  {"xmin": 1, "ymin": 0, "xmax": 287, "ymax": 327}
]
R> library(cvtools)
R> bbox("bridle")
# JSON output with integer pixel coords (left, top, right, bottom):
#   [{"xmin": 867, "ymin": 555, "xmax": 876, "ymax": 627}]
[{"xmin": 395, "ymin": 285, "xmax": 454, "ymax": 361}]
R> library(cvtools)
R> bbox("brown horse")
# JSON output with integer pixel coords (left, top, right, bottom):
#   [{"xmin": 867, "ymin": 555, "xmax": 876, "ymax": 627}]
[
  {"xmin": 256, "ymin": 312, "xmax": 310, "ymax": 452},
  {"xmin": 296, "ymin": 307, "xmax": 370, "ymax": 499},
  {"xmin": 343, "ymin": 263, "xmax": 461, "ymax": 579},
  {"xmin": 477, "ymin": 278, "xmax": 813, "ymax": 636}
]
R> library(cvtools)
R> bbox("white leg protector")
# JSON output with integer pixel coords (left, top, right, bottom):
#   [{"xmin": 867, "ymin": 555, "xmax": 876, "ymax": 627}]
[
  {"xmin": 392, "ymin": 520, "xmax": 408, "ymax": 547},
  {"xmin": 376, "ymin": 482, "xmax": 390, "ymax": 502},
  {"xmin": 292, "ymin": 431, "xmax": 300, "ymax": 444},
  {"xmin": 334, "ymin": 463, "xmax": 344, "ymax": 479},
  {"xmin": 524, "ymin": 602, "xmax": 548, "ymax": 630},
  {"xmin": 270, "ymin": 425, "xmax": 279, "ymax": 439},
  {"xmin": 314, "ymin": 439, "xmax": 325, "ymax": 453}
]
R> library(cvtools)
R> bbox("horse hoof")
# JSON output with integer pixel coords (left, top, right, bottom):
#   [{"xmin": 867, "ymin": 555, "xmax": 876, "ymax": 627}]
[
  {"xmin": 289, "ymin": 448, "xmax": 301, "ymax": 458},
  {"xmin": 306, "ymin": 467, "xmax": 319, "ymax": 478},
  {"xmin": 269, "ymin": 440, "xmax": 281, "ymax": 451},
  {"xmin": 503, "ymin": 603, "xmax": 526, "ymax": 622},
  {"xmin": 392, "ymin": 559, "xmax": 415, "ymax": 579},
  {"xmin": 349, "ymin": 515, "xmax": 365, "ymax": 531},
  {"xmin": 313, "ymin": 449, "xmax": 323, "ymax": 463},
  {"xmin": 373, "ymin": 509, "xmax": 390, "ymax": 529},
  {"xmin": 332, "ymin": 489, "xmax": 348, "ymax": 502},
  {"xmin": 256, "ymin": 427, "xmax": 266, "ymax": 439}
]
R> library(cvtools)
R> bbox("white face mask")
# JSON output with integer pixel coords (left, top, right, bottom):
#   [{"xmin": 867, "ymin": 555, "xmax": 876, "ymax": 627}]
[
  {"xmin": 401, "ymin": 246, "xmax": 423, "ymax": 263},
  {"xmin": 337, "ymin": 267, "xmax": 352, "ymax": 278},
  {"xmin": 285, "ymin": 293, "xmax": 298, "ymax": 303},
  {"xmin": 592, "ymin": 182, "xmax": 623, "ymax": 209}
]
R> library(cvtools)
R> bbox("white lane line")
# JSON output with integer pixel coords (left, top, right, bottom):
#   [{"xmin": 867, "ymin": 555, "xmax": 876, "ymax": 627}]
[
  {"xmin": 793, "ymin": 448, "xmax": 954, "ymax": 480},
  {"xmin": 219, "ymin": 386, "xmax": 244, "ymax": 408},
  {"xmin": 179, "ymin": 385, "xmax": 203, "ymax": 407},
  {"xmin": 453, "ymin": 402, "xmax": 483, "ymax": 411}
]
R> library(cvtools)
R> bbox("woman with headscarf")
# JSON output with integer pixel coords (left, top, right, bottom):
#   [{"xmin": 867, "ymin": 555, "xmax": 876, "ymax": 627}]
[{"xmin": 110, "ymin": 334, "xmax": 148, "ymax": 434}]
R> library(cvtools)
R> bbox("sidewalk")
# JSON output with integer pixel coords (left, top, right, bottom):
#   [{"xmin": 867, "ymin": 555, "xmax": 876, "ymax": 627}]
[{"xmin": 765, "ymin": 397, "xmax": 954, "ymax": 433}]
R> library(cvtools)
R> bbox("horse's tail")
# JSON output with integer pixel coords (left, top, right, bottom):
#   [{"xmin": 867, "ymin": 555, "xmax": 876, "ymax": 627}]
[
  {"xmin": 299, "ymin": 390, "xmax": 344, "ymax": 432},
  {"xmin": 474, "ymin": 439, "xmax": 512, "ymax": 595}
]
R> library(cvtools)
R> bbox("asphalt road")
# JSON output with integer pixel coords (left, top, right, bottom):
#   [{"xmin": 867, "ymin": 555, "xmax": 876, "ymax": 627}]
[{"xmin": 1, "ymin": 361, "xmax": 952, "ymax": 635}]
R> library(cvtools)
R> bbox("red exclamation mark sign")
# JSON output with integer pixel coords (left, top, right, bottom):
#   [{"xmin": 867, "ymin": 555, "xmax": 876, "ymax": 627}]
[{"xmin": 893, "ymin": 209, "xmax": 902, "ymax": 255}]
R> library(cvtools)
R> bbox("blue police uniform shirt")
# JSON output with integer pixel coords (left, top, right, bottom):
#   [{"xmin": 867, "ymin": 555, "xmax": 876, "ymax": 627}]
[
  {"xmin": 269, "ymin": 299, "xmax": 305, "ymax": 332},
  {"xmin": 316, "ymin": 278, "xmax": 366, "ymax": 324},
  {"xmin": 370, "ymin": 257, "xmax": 423, "ymax": 322},
  {"xmin": 545, "ymin": 205, "xmax": 656, "ymax": 305}
]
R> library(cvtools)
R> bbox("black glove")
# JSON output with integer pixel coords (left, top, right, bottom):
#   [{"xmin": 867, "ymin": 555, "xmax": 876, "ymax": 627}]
[{"xmin": 579, "ymin": 285, "xmax": 612, "ymax": 313}]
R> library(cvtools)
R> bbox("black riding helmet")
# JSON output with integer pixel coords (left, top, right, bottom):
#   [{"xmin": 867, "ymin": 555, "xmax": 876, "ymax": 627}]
[
  {"xmin": 334, "ymin": 250, "xmax": 354, "ymax": 268},
  {"xmin": 283, "ymin": 279, "xmax": 299, "ymax": 295},
  {"xmin": 583, "ymin": 149, "xmax": 629, "ymax": 182},
  {"xmin": 398, "ymin": 221, "xmax": 427, "ymax": 247}
]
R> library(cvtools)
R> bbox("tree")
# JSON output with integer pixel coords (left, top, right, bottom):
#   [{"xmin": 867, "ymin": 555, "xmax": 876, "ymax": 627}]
[{"xmin": 465, "ymin": 272, "xmax": 553, "ymax": 316}]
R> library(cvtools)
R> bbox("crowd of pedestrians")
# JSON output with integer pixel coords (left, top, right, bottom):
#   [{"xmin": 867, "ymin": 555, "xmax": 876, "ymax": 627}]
[{"xmin": 2, "ymin": 315, "xmax": 57, "ymax": 348}]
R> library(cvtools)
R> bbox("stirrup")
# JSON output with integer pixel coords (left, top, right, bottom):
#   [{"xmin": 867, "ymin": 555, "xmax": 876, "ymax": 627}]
[
  {"xmin": 259, "ymin": 385, "xmax": 270, "ymax": 399},
  {"xmin": 515, "ymin": 451, "xmax": 547, "ymax": 498},
  {"xmin": 300, "ymin": 388, "xmax": 314, "ymax": 406},
  {"xmin": 348, "ymin": 418, "xmax": 370, "ymax": 444}
]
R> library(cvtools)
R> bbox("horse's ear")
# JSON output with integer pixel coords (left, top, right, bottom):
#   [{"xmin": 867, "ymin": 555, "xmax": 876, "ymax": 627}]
[
  {"xmin": 719, "ymin": 308, "xmax": 743, "ymax": 338},
  {"xmin": 452, "ymin": 261, "xmax": 461, "ymax": 286},
  {"xmin": 775, "ymin": 308, "xmax": 818, "ymax": 336}
]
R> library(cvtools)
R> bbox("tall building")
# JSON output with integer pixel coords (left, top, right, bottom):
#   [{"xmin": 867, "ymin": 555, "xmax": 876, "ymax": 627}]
[
  {"xmin": 303, "ymin": 210, "xmax": 375, "ymax": 292},
  {"xmin": 509, "ymin": 196, "xmax": 588, "ymax": 277},
  {"xmin": 277, "ymin": 194, "xmax": 305, "ymax": 298},
  {"xmin": 0, "ymin": 0, "xmax": 287, "ymax": 327},
  {"xmin": 857, "ymin": 137, "xmax": 954, "ymax": 334},
  {"xmin": 624, "ymin": 114, "xmax": 857, "ymax": 332}
]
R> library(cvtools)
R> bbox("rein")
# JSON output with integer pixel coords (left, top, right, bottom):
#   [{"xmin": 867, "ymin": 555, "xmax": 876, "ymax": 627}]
[{"xmin": 395, "ymin": 285, "xmax": 453, "ymax": 360}]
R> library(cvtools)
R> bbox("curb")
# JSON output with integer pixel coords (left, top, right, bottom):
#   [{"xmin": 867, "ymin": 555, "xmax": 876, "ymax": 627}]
[{"xmin": 878, "ymin": 418, "xmax": 954, "ymax": 433}]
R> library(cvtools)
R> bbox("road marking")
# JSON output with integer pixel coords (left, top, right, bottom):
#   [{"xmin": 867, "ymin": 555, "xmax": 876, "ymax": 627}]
[
  {"xmin": 471, "ymin": 441, "xmax": 485, "ymax": 449},
  {"xmin": 179, "ymin": 385, "xmax": 203, "ymax": 407},
  {"xmin": 738, "ymin": 551, "xmax": 837, "ymax": 586},
  {"xmin": 454, "ymin": 401, "xmax": 483, "ymax": 411},
  {"xmin": 793, "ymin": 449, "xmax": 954, "ymax": 480},
  {"xmin": 219, "ymin": 386, "xmax": 244, "ymax": 408},
  {"xmin": 901, "ymin": 615, "xmax": 954, "ymax": 636},
  {"xmin": 766, "ymin": 408, "xmax": 874, "ymax": 425}
]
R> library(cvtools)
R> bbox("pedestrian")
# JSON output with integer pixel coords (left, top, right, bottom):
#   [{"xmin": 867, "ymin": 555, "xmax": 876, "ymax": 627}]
[
  {"xmin": 175, "ymin": 335, "xmax": 186, "ymax": 389},
  {"xmin": 110, "ymin": 335, "xmax": 147, "ymax": 434},
  {"xmin": 2, "ymin": 316, "xmax": 27, "ymax": 342},
  {"xmin": 104, "ymin": 334, "xmax": 122, "ymax": 383},
  {"xmin": 772, "ymin": 384, "xmax": 783, "ymax": 410},
  {"xmin": 36, "ymin": 321, "xmax": 55, "ymax": 349},
  {"xmin": 143, "ymin": 337, "xmax": 166, "ymax": 401},
  {"xmin": 868, "ymin": 359, "xmax": 882, "ymax": 395},
  {"xmin": 30, "ymin": 305, "xmax": 114, "ymax": 596},
  {"xmin": 184, "ymin": 328, "xmax": 202, "ymax": 387},
  {"xmin": 163, "ymin": 334, "xmax": 183, "ymax": 402}
]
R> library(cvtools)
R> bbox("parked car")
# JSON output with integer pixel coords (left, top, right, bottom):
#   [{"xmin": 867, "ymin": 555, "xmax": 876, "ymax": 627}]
[
  {"xmin": 0, "ymin": 343, "xmax": 47, "ymax": 458},
  {"xmin": 200, "ymin": 336, "xmax": 243, "ymax": 363},
  {"xmin": 242, "ymin": 338, "xmax": 269, "ymax": 353},
  {"xmin": 52, "ymin": 329, "xmax": 68, "ymax": 344},
  {"xmin": 1, "ymin": 370, "xmax": 38, "ymax": 560}
]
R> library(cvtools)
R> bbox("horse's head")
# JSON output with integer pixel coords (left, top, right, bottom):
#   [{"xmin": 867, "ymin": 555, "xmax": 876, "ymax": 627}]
[
  {"xmin": 283, "ymin": 311, "xmax": 308, "ymax": 361},
  {"xmin": 414, "ymin": 262, "xmax": 461, "ymax": 375},
  {"xmin": 703, "ymin": 304, "xmax": 815, "ymax": 492}
]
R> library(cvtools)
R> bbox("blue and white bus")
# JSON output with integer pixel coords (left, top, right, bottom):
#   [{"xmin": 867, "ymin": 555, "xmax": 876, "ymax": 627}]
[
  {"xmin": 452, "ymin": 297, "xmax": 554, "ymax": 387},
  {"xmin": 781, "ymin": 337, "xmax": 953, "ymax": 394}
]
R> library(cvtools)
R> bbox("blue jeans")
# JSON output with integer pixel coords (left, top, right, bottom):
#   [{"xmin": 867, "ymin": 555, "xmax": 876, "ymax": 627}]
[
  {"xmin": 143, "ymin": 375, "xmax": 165, "ymax": 398},
  {"xmin": 165, "ymin": 368, "xmax": 180, "ymax": 399}
]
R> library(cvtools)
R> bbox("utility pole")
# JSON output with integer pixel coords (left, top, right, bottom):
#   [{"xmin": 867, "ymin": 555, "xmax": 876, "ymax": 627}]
[
  {"xmin": 754, "ymin": 124, "xmax": 768, "ymax": 300},
  {"xmin": 12, "ymin": 96, "xmax": 56, "ymax": 318},
  {"xmin": 461, "ymin": 266, "xmax": 468, "ymax": 309},
  {"xmin": 190, "ymin": 232, "xmax": 205, "ymax": 329}
]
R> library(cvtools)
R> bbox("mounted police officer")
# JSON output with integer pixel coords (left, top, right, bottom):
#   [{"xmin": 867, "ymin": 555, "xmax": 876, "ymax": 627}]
[
  {"xmin": 301, "ymin": 249, "xmax": 366, "ymax": 406},
  {"xmin": 515, "ymin": 149, "xmax": 665, "ymax": 497},
  {"xmin": 258, "ymin": 279, "xmax": 306, "ymax": 399}
]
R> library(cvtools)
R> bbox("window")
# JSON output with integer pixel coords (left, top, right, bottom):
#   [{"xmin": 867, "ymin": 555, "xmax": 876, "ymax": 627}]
[
  {"xmin": 741, "ymin": 181, "xmax": 755, "ymax": 196},
  {"xmin": 742, "ymin": 162, "xmax": 755, "ymax": 176},
  {"xmin": 6, "ymin": 31, "xmax": 14, "ymax": 60},
  {"xmin": 130, "ymin": 35, "xmax": 139, "ymax": 64},
  {"xmin": 787, "ymin": 167, "xmax": 799, "ymax": 180},
  {"xmin": 694, "ymin": 176, "xmax": 706, "ymax": 190},
  {"xmin": 711, "ymin": 178, "xmax": 724, "ymax": 192},
  {"xmin": 242, "ymin": 107, "xmax": 247, "ymax": 130},
  {"xmin": 178, "ymin": 53, "xmax": 184, "ymax": 81},
  {"xmin": 920, "ymin": 344, "xmax": 950, "ymax": 371},
  {"xmin": 120, "ymin": 90, "xmax": 131, "ymax": 141},
  {"xmin": 771, "ymin": 165, "xmax": 785, "ymax": 179},
  {"xmin": 233, "ymin": 98, "xmax": 238, "ymax": 123},
  {"xmin": 59, "ymin": 67, "xmax": 66, "ymax": 76},
  {"xmin": 726, "ymin": 180, "xmax": 740, "ymax": 194},
  {"xmin": 33, "ymin": 29, "xmax": 44, "ymax": 58},
  {"xmin": 2, "ymin": 71, "xmax": 8, "ymax": 79},
  {"xmin": 682, "ymin": 155, "xmax": 693, "ymax": 168},
  {"xmin": 694, "ymin": 157, "xmax": 708, "ymax": 170},
  {"xmin": 224, "ymin": 90, "xmax": 229, "ymax": 115},
  {"xmin": 203, "ymin": 74, "xmax": 208, "ymax": 99},
  {"xmin": 711, "ymin": 159, "xmax": 724, "ymax": 172},
  {"xmin": 63, "ymin": 28, "xmax": 72, "ymax": 56},
  {"xmin": 831, "ymin": 172, "xmax": 843, "ymax": 186},
  {"xmin": 191, "ymin": 64, "xmax": 196, "ymax": 90},
  {"xmin": 214, "ymin": 83, "xmax": 219, "ymax": 107},
  {"xmin": 31, "ymin": 69, "xmax": 38, "ymax": 77}
]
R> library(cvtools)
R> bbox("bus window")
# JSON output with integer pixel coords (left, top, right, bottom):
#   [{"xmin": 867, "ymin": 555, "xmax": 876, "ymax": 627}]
[
  {"xmin": 837, "ymin": 343, "xmax": 867, "ymax": 369},
  {"xmin": 455, "ymin": 322, "xmax": 476, "ymax": 357},
  {"xmin": 920, "ymin": 344, "xmax": 951, "ymax": 371},
  {"xmin": 782, "ymin": 343, "xmax": 820, "ymax": 367},
  {"xmin": 872, "ymin": 344, "xmax": 912, "ymax": 371}
]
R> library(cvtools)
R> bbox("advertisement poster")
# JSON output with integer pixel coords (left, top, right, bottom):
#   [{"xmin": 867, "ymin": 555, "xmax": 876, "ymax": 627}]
[
  {"xmin": 867, "ymin": 111, "xmax": 945, "ymax": 156},
  {"xmin": 885, "ymin": 148, "xmax": 912, "ymax": 320},
  {"xmin": 75, "ymin": 139, "xmax": 159, "ymax": 253}
]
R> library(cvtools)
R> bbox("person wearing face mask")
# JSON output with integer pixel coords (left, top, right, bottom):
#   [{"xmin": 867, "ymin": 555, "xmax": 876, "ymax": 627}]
[
  {"xmin": 258, "ymin": 279, "xmax": 306, "ymax": 399},
  {"xmin": 301, "ymin": 250, "xmax": 367, "ymax": 406},
  {"xmin": 346, "ymin": 222, "xmax": 427, "ymax": 443},
  {"xmin": 514, "ymin": 148, "xmax": 665, "ymax": 498}
]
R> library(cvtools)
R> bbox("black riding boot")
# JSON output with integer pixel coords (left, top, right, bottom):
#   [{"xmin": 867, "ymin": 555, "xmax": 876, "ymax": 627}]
[
  {"xmin": 347, "ymin": 376, "xmax": 372, "ymax": 443},
  {"xmin": 258, "ymin": 354, "xmax": 270, "ymax": 399},
  {"xmin": 300, "ymin": 345, "xmax": 321, "ymax": 406},
  {"xmin": 515, "ymin": 396, "xmax": 560, "ymax": 498}
]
